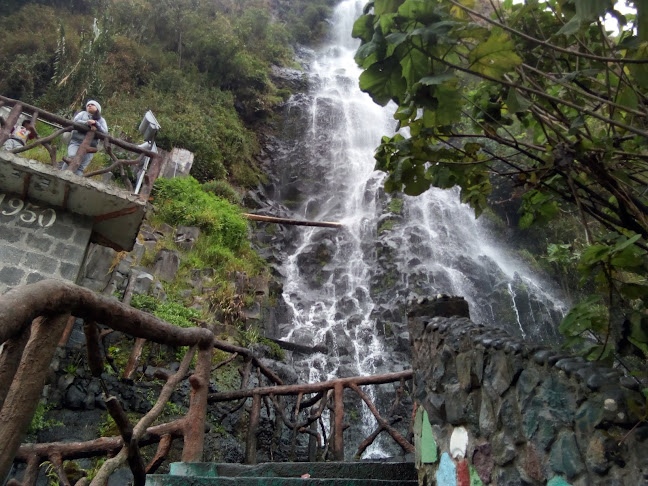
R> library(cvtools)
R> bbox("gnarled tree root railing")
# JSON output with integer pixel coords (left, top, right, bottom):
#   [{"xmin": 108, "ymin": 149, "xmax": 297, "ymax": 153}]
[
  {"xmin": 0, "ymin": 95, "xmax": 161, "ymax": 198},
  {"xmin": 0, "ymin": 280, "xmax": 413, "ymax": 486},
  {"xmin": 0, "ymin": 280, "xmax": 213, "ymax": 486},
  {"xmin": 208, "ymin": 370, "xmax": 415, "ymax": 463}
]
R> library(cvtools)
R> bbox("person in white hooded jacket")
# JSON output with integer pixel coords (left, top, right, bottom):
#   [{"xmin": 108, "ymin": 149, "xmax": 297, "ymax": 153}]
[{"xmin": 61, "ymin": 100, "xmax": 108, "ymax": 176}]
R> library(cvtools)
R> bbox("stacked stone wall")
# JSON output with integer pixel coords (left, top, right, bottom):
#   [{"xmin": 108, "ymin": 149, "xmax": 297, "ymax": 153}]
[
  {"xmin": 409, "ymin": 300, "xmax": 648, "ymax": 485},
  {"xmin": 0, "ymin": 192, "xmax": 92, "ymax": 293}
]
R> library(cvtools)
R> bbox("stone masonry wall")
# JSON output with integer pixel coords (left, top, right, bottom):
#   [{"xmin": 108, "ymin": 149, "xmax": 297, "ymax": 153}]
[
  {"xmin": 0, "ymin": 192, "xmax": 93, "ymax": 294},
  {"xmin": 409, "ymin": 298, "xmax": 648, "ymax": 486}
]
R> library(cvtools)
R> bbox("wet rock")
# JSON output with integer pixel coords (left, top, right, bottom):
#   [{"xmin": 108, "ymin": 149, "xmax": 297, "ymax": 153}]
[
  {"xmin": 175, "ymin": 225, "xmax": 200, "ymax": 251},
  {"xmin": 575, "ymin": 399, "xmax": 605, "ymax": 436},
  {"xmin": 472, "ymin": 443, "xmax": 493, "ymax": 483},
  {"xmin": 532, "ymin": 349, "xmax": 553, "ymax": 365},
  {"xmin": 586, "ymin": 430, "xmax": 610, "ymax": 474},
  {"xmin": 587, "ymin": 372, "xmax": 612, "ymax": 390},
  {"xmin": 492, "ymin": 431, "xmax": 516, "ymax": 465},
  {"xmin": 485, "ymin": 352, "xmax": 514, "ymax": 396},
  {"xmin": 261, "ymin": 359, "xmax": 299, "ymax": 384},
  {"xmin": 107, "ymin": 468, "xmax": 133, "ymax": 486},
  {"xmin": 500, "ymin": 392, "xmax": 524, "ymax": 444},
  {"xmin": 152, "ymin": 249, "xmax": 180, "ymax": 282},
  {"xmin": 496, "ymin": 468, "xmax": 522, "ymax": 486},
  {"xmin": 80, "ymin": 244, "xmax": 117, "ymax": 291},
  {"xmin": 133, "ymin": 271, "xmax": 154, "ymax": 295},
  {"xmin": 517, "ymin": 367, "xmax": 541, "ymax": 408},
  {"xmin": 522, "ymin": 443, "xmax": 545, "ymax": 483},
  {"xmin": 65, "ymin": 384, "xmax": 87, "ymax": 410},
  {"xmin": 131, "ymin": 240, "xmax": 146, "ymax": 265},
  {"xmin": 395, "ymin": 331, "xmax": 410, "ymax": 353},
  {"xmin": 444, "ymin": 383, "xmax": 468, "ymax": 424},
  {"xmin": 550, "ymin": 430, "xmax": 585, "ymax": 479}
]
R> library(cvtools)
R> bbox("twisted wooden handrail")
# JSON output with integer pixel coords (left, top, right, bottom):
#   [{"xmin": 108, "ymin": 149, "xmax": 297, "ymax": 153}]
[{"xmin": 1, "ymin": 280, "xmax": 414, "ymax": 485}]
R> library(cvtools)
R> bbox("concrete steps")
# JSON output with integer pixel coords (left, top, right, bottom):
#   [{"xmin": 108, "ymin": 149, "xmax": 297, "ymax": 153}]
[{"xmin": 145, "ymin": 461, "xmax": 418, "ymax": 486}]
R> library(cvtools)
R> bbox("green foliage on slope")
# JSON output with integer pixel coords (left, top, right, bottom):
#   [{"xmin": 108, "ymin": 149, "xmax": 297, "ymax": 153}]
[
  {"xmin": 153, "ymin": 176, "xmax": 248, "ymax": 252},
  {"xmin": 0, "ymin": 0, "xmax": 332, "ymax": 185}
]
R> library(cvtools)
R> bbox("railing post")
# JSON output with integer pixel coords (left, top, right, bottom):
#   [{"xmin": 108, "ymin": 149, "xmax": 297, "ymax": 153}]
[
  {"xmin": 0, "ymin": 313, "xmax": 69, "ymax": 484},
  {"xmin": 245, "ymin": 394, "xmax": 262, "ymax": 464},
  {"xmin": 0, "ymin": 324, "xmax": 31, "ymax": 410},
  {"xmin": 308, "ymin": 408, "xmax": 318, "ymax": 461},
  {"xmin": 138, "ymin": 153, "xmax": 163, "ymax": 200},
  {"xmin": 0, "ymin": 103, "xmax": 23, "ymax": 146},
  {"xmin": 66, "ymin": 130, "xmax": 95, "ymax": 175},
  {"xmin": 181, "ymin": 343, "xmax": 213, "ymax": 463},
  {"xmin": 332, "ymin": 382, "xmax": 345, "ymax": 460}
]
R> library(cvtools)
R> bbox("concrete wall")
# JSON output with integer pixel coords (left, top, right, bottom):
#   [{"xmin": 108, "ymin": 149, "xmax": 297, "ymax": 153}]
[
  {"xmin": 409, "ymin": 298, "xmax": 648, "ymax": 486},
  {"xmin": 0, "ymin": 193, "xmax": 92, "ymax": 293}
]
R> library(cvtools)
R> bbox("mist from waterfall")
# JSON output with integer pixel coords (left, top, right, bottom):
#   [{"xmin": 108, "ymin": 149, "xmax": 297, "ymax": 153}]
[{"xmin": 270, "ymin": 0, "xmax": 567, "ymax": 458}]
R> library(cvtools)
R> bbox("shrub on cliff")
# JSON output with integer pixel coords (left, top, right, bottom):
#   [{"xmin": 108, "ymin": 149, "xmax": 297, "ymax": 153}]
[{"xmin": 152, "ymin": 176, "xmax": 247, "ymax": 252}]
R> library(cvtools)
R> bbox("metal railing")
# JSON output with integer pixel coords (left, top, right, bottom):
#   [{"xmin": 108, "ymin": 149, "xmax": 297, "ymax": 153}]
[
  {"xmin": 0, "ymin": 96, "xmax": 162, "ymax": 199},
  {"xmin": 0, "ymin": 280, "xmax": 413, "ymax": 486}
]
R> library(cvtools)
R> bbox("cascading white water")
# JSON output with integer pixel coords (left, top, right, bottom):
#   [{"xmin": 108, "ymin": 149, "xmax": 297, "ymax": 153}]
[
  {"xmin": 272, "ymin": 0, "xmax": 567, "ymax": 458},
  {"xmin": 281, "ymin": 0, "xmax": 392, "ymax": 378}
]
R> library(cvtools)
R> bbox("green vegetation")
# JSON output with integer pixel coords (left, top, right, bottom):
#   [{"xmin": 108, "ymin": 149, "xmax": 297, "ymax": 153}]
[
  {"xmin": 130, "ymin": 294, "xmax": 201, "ymax": 328},
  {"xmin": 153, "ymin": 177, "xmax": 247, "ymax": 252},
  {"xmin": 98, "ymin": 411, "xmax": 141, "ymax": 437},
  {"xmin": 388, "ymin": 197, "xmax": 403, "ymax": 214},
  {"xmin": 202, "ymin": 180, "xmax": 243, "ymax": 205},
  {"xmin": 0, "ymin": 0, "xmax": 335, "ymax": 186},
  {"xmin": 27, "ymin": 401, "xmax": 62, "ymax": 435},
  {"xmin": 355, "ymin": 0, "xmax": 648, "ymax": 374},
  {"xmin": 145, "ymin": 177, "xmax": 267, "ymax": 324},
  {"xmin": 378, "ymin": 219, "xmax": 395, "ymax": 234}
]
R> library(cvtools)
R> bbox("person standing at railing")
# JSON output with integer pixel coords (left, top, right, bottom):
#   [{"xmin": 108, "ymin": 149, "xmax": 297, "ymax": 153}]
[
  {"xmin": 2, "ymin": 119, "xmax": 36, "ymax": 151},
  {"xmin": 61, "ymin": 100, "xmax": 108, "ymax": 176}
]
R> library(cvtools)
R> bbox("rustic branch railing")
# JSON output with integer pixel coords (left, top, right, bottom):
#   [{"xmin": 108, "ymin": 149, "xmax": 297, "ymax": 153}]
[
  {"xmin": 0, "ymin": 95, "xmax": 161, "ymax": 199},
  {"xmin": 0, "ymin": 280, "xmax": 414, "ymax": 486}
]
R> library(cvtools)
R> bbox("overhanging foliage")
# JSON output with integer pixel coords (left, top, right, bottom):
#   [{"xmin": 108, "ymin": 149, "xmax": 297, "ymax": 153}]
[{"xmin": 354, "ymin": 0, "xmax": 648, "ymax": 368}]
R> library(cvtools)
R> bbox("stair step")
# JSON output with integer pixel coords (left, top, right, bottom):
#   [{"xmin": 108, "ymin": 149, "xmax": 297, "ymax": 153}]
[
  {"xmin": 145, "ymin": 462, "xmax": 419, "ymax": 486},
  {"xmin": 146, "ymin": 476, "xmax": 418, "ymax": 486},
  {"xmin": 168, "ymin": 462, "xmax": 417, "ymax": 480}
]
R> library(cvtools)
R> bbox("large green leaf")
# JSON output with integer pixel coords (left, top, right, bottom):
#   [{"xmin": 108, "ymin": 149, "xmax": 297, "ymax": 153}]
[
  {"xmin": 434, "ymin": 81, "xmax": 463, "ymax": 125},
  {"xmin": 401, "ymin": 159, "xmax": 430, "ymax": 196},
  {"xmin": 419, "ymin": 73, "xmax": 456, "ymax": 85},
  {"xmin": 359, "ymin": 56, "xmax": 407, "ymax": 106},
  {"xmin": 375, "ymin": 0, "xmax": 405, "ymax": 15},
  {"xmin": 557, "ymin": 15, "xmax": 582, "ymax": 36},
  {"xmin": 574, "ymin": 0, "xmax": 612, "ymax": 21},
  {"xmin": 397, "ymin": 0, "xmax": 440, "ymax": 23},
  {"xmin": 400, "ymin": 47, "xmax": 430, "ymax": 87},
  {"xmin": 506, "ymin": 88, "xmax": 531, "ymax": 113},
  {"xmin": 410, "ymin": 21, "xmax": 459, "ymax": 44},
  {"xmin": 356, "ymin": 30, "xmax": 387, "ymax": 68},
  {"xmin": 617, "ymin": 86, "xmax": 639, "ymax": 113},
  {"xmin": 352, "ymin": 14, "xmax": 375, "ymax": 43},
  {"xmin": 629, "ymin": 43, "xmax": 648, "ymax": 90},
  {"xmin": 639, "ymin": 1, "xmax": 648, "ymax": 41},
  {"xmin": 559, "ymin": 295, "xmax": 607, "ymax": 336},
  {"xmin": 468, "ymin": 32, "xmax": 522, "ymax": 79}
]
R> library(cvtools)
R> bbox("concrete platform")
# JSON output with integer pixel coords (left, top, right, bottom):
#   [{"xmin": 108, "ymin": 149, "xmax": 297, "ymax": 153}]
[{"xmin": 0, "ymin": 150, "xmax": 146, "ymax": 251}]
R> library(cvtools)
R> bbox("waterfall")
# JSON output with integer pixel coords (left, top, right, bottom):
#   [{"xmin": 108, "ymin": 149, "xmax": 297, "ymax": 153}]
[{"xmin": 267, "ymin": 0, "xmax": 567, "ymax": 458}]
